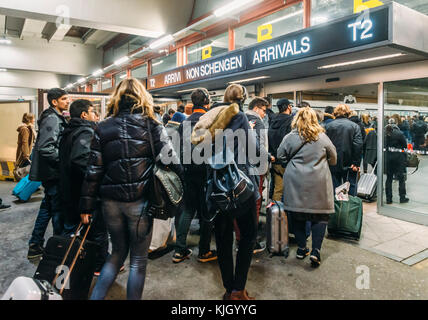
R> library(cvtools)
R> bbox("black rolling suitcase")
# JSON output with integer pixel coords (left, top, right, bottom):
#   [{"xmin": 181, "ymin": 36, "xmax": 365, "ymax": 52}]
[
  {"xmin": 266, "ymin": 201, "xmax": 289, "ymax": 258},
  {"xmin": 34, "ymin": 222, "xmax": 99, "ymax": 300}
]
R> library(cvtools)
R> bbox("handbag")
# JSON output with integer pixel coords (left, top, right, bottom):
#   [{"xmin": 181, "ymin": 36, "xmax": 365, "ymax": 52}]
[
  {"xmin": 406, "ymin": 152, "xmax": 419, "ymax": 174},
  {"xmin": 145, "ymin": 118, "xmax": 184, "ymax": 220},
  {"xmin": 205, "ymin": 141, "xmax": 254, "ymax": 217}
]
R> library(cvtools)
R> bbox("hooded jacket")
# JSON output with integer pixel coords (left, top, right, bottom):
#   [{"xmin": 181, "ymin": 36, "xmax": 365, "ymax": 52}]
[
  {"xmin": 191, "ymin": 102, "xmax": 261, "ymax": 199},
  {"xmin": 59, "ymin": 118, "xmax": 96, "ymax": 225},
  {"xmin": 268, "ymin": 113, "xmax": 293, "ymax": 158},
  {"xmin": 80, "ymin": 98, "xmax": 183, "ymax": 214},
  {"xmin": 16, "ymin": 123, "xmax": 36, "ymax": 167},
  {"xmin": 29, "ymin": 107, "xmax": 68, "ymax": 184}
]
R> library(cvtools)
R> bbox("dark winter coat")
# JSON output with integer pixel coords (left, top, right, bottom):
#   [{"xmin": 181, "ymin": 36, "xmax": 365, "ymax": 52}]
[
  {"xmin": 363, "ymin": 129, "xmax": 377, "ymax": 166},
  {"xmin": 268, "ymin": 113, "xmax": 293, "ymax": 158},
  {"xmin": 349, "ymin": 115, "xmax": 367, "ymax": 143},
  {"xmin": 385, "ymin": 125, "xmax": 407, "ymax": 171},
  {"xmin": 59, "ymin": 118, "xmax": 96, "ymax": 225},
  {"xmin": 29, "ymin": 107, "xmax": 68, "ymax": 184},
  {"xmin": 322, "ymin": 113, "xmax": 335, "ymax": 127},
  {"xmin": 325, "ymin": 117, "xmax": 363, "ymax": 173},
  {"xmin": 80, "ymin": 99, "xmax": 183, "ymax": 214}
]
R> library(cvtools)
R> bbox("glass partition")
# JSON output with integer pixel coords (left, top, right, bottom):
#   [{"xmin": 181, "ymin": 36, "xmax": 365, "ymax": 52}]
[
  {"xmin": 187, "ymin": 32, "xmax": 229, "ymax": 64},
  {"xmin": 152, "ymin": 53, "xmax": 177, "ymax": 75},
  {"xmin": 234, "ymin": 2, "xmax": 304, "ymax": 49},
  {"xmin": 382, "ymin": 78, "xmax": 428, "ymax": 219}
]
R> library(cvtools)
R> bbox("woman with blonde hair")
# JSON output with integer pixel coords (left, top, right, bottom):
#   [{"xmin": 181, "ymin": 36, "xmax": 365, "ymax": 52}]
[
  {"xmin": 80, "ymin": 78, "xmax": 183, "ymax": 299},
  {"xmin": 14, "ymin": 113, "xmax": 36, "ymax": 181},
  {"xmin": 277, "ymin": 107, "xmax": 337, "ymax": 267}
]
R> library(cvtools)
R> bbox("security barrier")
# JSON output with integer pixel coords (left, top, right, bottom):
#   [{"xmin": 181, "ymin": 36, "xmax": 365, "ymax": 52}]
[{"xmin": 0, "ymin": 161, "xmax": 16, "ymax": 182}]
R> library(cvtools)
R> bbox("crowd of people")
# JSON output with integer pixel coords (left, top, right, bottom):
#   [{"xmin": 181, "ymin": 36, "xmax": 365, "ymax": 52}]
[{"xmin": 7, "ymin": 77, "xmax": 428, "ymax": 300}]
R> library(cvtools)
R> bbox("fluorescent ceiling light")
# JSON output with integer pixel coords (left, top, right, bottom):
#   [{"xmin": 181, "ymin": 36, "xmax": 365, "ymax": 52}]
[
  {"xmin": 65, "ymin": 83, "xmax": 73, "ymax": 88},
  {"xmin": 0, "ymin": 68, "xmax": 7, "ymax": 72},
  {"xmin": 114, "ymin": 56, "xmax": 130, "ymax": 66},
  {"xmin": 176, "ymin": 88, "xmax": 203, "ymax": 93},
  {"xmin": 0, "ymin": 38, "xmax": 11, "ymax": 44},
  {"xmin": 312, "ymin": 16, "xmax": 329, "ymax": 24},
  {"xmin": 318, "ymin": 53, "xmax": 406, "ymax": 69},
  {"xmin": 214, "ymin": 0, "xmax": 263, "ymax": 18},
  {"xmin": 188, "ymin": 42, "xmax": 213, "ymax": 55},
  {"xmin": 149, "ymin": 34, "xmax": 174, "ymax": 50},
  {"xmin": 152, "ymin": 60, "xmax": 164, "ymax": 67},
  {"xmin": 229, "ymin": 76, "xmax": 270, "ymax": 84},
  {"xmin": 262, "ymin": 9, "xmax": 304, "ymax": 26},
  {"xmin": 92, "ymin": 69, "xmax": 104, "ymax": 77},
  {"xmin": 120, "ymin": 74, "xmax": 127, "ymax": 79},
  {"xmin": 77, "ymin": 77, "xmax": 86, "ymax": 84},
  {"xmin": 102, "ymin": 80, "xmax": 111, "ymax": 85}
]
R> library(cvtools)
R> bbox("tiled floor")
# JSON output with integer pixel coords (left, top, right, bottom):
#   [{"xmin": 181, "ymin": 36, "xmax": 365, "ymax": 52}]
[{"xmin": 354, "ymin": 201, "xmax": 428, "ymax": 267}]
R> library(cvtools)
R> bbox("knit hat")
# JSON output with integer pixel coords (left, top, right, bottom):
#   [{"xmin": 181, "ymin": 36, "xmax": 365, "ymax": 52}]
[{"xmin": 171, "ymin": 112, "xmax": 187, "ymax": 123}]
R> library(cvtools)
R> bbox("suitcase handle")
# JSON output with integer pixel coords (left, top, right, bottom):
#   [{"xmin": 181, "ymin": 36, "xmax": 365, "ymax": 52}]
[{"xmin": 51, "ymin": 221, "xmax": 92, "ymax": 294}]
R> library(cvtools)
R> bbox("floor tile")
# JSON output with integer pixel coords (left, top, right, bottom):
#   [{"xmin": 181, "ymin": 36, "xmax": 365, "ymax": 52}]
[
  {"xmin": 396, "ymin": 232, "xmax": 428, "ymax": 248},
  {"xmin": 372, "ymin": 239, "xmax": 426, "ymax": 260}
]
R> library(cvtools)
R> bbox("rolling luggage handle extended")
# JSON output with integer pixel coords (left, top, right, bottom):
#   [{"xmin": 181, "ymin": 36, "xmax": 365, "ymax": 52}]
[{"xmin": 51, "ymin": 221, "xmax": 92, "ymax": 295}]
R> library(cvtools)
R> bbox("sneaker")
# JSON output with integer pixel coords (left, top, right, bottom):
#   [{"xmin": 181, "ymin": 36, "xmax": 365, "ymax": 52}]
[
  {"xmin": 400, "ymin": 197, "xmax": 410, "ymax": 204},
  {"xmin": 172, "ymin": 248, "xmax": 192, "ymax": 263},
  {"xmin": 198, "ymin": 250, "xmax": 218, "ymax": 263},
  {"xmin": 253, "ymin": 241, "xmax": 266, "ymax": 254},
  {"xmin": 0, "ymin": 204, "xmax": 11, "ymax": 210},
  {"xmin": 27, "ymin": 243, "xmax": 44, "ymax": 259},
  {"xmin": 296, "ymin": 247, "xmax": 309, "ymax": 260},
  {"xmin": 310, "ymin": 249, "xmax": 321, "ymax": 268}
]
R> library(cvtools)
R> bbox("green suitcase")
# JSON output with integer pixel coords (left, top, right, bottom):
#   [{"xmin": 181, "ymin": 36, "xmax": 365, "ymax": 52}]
[{"xmin": 328, "ymin": 195, "xmax": 363, "ymax": 240}]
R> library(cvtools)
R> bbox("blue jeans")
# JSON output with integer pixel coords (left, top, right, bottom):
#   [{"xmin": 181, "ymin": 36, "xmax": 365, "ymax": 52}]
[
  {"xmin": 90, "ymin": 198, "xmax": 153, "ymax": 300},
  {"xmin": 332, "ymin": 169, "xmax": 358, "ymax": 197},
  {"xmin": 293, "ymin": 218, "xmax": 327, "ymax": 251},
  {"xmin": 29, "ymin": 183, "xmax": 63, "ymax": 246}
]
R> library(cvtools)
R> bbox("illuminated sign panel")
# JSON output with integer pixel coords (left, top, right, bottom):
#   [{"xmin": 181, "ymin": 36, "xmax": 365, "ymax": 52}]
[
  {"xmin": 148, "ymin": 7, "xmax": 389, "ymax": 90},
  {"xmin": 247, "ymin": 7, "xmax": 389, "ymax": 69}
]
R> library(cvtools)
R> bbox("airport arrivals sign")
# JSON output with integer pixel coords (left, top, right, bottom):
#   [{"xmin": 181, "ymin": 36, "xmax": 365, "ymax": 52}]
[{"xmin": 148, "ymin": 7, "xmax": 389, "ymax": 90}]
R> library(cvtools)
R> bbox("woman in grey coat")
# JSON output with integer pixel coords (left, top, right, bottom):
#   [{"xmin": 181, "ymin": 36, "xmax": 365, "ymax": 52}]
[{"xmin": 277, "ymin": 107, "xmax": 337, "ymax": 267}]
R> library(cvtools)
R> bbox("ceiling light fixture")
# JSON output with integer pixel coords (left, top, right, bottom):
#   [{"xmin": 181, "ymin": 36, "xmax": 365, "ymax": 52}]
[
  {"xmin": 188, "ymin": 42, "xmax": 213, "ymax": 55},
  {"xmin": 149, "ymin": 34, "xmax": 174, "ymax": 50},
  {"xmin": 214, "ymin": 0, "xmax": 263, "ymax": 18},
  {"xmin": 92, "ymin": 69, "xmax": 104, "ymax": 77},
  {"xmin": 120, "ymin": 74, "xmax": 127, "ymax": 79},
  {"xmin": 318, "ymin": 53, "xmax": 406, "ymax": 69},
  {"xmin": 229, "ymin": 76, "xmax": 270, "ymax": 84},
  {"xmin": 176, "ymin": 88, "xmax": 204, "ymax": 93},
  {"xmin": 77, "ymin": 77, "xmax": 86, "ymax": 84},
  {"xmin": 152, "ymin": 60, "xmax": 164, "ymax": 67},
  {"xmin": 102, "ymin": 80, "xmax": 111, "ymax": 85},
  {"xmin": 0, "ymin": 68, "xmax": 7, "ymax": 72},
  {"xmin": 114, "ymin": 56, "xmax": 130, "ymax": 66},
  {"xmin": 65, "ymin": 83, "xmax": 73, "ymax": 88}
]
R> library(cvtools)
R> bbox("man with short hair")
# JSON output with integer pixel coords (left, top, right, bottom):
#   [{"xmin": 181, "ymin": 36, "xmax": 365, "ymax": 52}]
[
  {"xmin": 59, "ymin": 99, "xmax": 110, "ymax": 275},
  {"xmin": 163, "ymin": 108, "xmax": 176, "ymax": 125},
  {"xmin": 268, "ymin": 98, "xmax": 294, "ymax": 201},
  {"xmin": 173, "ymin": 88, "xmax": 217, "ymax": 263},
  {"xmin": 28, "ymin": 88, "xmax": 69, "ymax": 259},
  {"xmin": 323, "ymin": 106, "xmax": 335, "ymax": 127}
]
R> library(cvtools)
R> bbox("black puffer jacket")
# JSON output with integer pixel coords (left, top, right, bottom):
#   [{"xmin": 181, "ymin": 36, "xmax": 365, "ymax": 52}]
[
  {"xmin": 268, "ymin": 113, "xmax": 293, "ymax": 158},
  {"xmin": 325, "ymin": 117, "xmax": 363, "ymax": 173},
  {"xmin": 80, "ymin": 99, "xmax": 183, "ymax": 213}
]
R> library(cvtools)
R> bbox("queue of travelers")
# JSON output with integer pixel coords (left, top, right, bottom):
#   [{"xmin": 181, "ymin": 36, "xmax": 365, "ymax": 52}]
[{"xmin": 19, "ymin": 79, "xmax": 426, "ymax": 300}]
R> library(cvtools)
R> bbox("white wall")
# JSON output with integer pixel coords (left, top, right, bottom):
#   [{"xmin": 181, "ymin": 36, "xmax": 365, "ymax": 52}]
[{"xmin": 0, "ymin": 69, "xmax": 73, "ymax": 90}]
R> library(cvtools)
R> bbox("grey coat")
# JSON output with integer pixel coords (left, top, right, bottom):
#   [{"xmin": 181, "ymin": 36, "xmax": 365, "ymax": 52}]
[{"xmin": 277, "ymin": 130, "xmax": 337, "ymax": 214}]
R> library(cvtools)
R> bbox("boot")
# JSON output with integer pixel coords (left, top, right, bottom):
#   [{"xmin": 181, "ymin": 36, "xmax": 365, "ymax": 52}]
[
  {"xmin": 230, "ymin": 289, "xmax": 255, "ymax": 300},
  {"xmin": 223, "ymin": 291, "xmax": 231, "ymax": 300}
]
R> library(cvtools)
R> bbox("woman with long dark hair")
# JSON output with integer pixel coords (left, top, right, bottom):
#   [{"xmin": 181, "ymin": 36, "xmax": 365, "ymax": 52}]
[{"xmin": 80, "ymin": 78, "xmax": 182, "ymax": 300}]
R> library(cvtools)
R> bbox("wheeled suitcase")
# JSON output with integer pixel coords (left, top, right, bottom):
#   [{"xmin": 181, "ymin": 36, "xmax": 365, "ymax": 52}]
[
  {"xmin": 328, "ymin": 195, "xmax": 363, "ymax": 240},
  {"xmin": 266, "ymin": 201, "xmax": 289, "ymax": 258},
  {"xmin": 357, "ymin": 162, "xmax": 377, "ymax": 201},
  {"xmin": 1, "ymin": 277, "xmax": 62, "ymax": 300},
  {"xmin": 12, "ymin": 174, "xmax": 41, "ymax": 202},
  {"xmin": 34, "ymin": 223, "xmax": 99, "ymax": 300}
]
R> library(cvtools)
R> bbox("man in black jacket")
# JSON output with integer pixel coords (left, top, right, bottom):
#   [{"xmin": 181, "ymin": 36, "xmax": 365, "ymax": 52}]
[
  {"xmin": 58, "ymin": 99, "xmax": 110, "ymax": 275},
  {"xmin": 173, "ymin": 88, "xmax": 217, "ymax": 263},
  {"xmin": 28, "ymin": 88, "xmax": 69, "ymax": 259},
  {"xmin": 268, "ymin": 98, "xmax": 293, "ymax": 201},
  {"xmin": 325, "ymin": 104, "xmax": 363, "ymax": 197},
  {"xmin": 411, "ymin": 116, "xmax": 427, "ymax": 151},
  {"xmin": 385, "ymin": 124, "xmax": 409, "ymax": 204}
]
